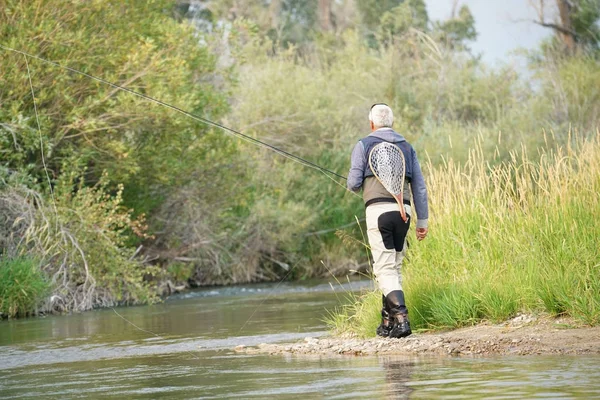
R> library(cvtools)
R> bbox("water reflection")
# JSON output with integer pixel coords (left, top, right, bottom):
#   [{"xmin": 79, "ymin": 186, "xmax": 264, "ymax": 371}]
[{"xmin": 380, "ymin": 357, "xmax": 416, "ymax": 399}]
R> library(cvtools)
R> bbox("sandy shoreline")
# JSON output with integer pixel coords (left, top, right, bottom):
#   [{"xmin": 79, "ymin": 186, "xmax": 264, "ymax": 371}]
[{"xmin": 235, "ymin": 315, "xmax": 600, "ymax": 357}]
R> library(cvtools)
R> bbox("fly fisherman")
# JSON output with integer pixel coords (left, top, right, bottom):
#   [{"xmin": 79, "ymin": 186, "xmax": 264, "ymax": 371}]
[{"xmin": 347, "ymin": 104, "xmax": 429, "ymax": 338}]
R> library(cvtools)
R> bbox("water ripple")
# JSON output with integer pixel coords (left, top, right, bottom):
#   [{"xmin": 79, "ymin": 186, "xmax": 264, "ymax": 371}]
[{"xmin": 0, "ymin": 331, "xmax": 325, "ymax": 370}]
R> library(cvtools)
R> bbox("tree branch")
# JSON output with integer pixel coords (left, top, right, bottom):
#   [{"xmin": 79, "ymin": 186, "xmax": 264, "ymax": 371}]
[{"xmin": 532, "ymin": 20, "xmax": 578, "ymax": 38}]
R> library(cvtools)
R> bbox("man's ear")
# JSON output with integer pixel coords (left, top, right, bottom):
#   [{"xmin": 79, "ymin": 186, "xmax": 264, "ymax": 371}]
[{"xmin": 370, "ymin": 121, "xmax": 375, "ymax": 131}]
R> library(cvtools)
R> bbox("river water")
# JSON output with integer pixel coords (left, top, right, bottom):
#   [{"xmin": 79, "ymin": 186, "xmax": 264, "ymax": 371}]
[{"xmin": 1, "ymin": 279, "xmax": 599, "ymax": 399}]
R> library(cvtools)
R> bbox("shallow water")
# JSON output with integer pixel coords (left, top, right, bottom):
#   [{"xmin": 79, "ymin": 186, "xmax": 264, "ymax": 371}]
[{"xmin": 1, "ymin": 279, "xmax": 599, "ymax": 399}]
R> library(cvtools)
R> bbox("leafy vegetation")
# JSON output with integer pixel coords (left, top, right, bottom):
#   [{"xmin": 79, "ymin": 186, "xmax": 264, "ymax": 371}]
[
  {"xmin": 1, "ymin": 0, "xmax": 599, "ymax": 318},
  {"xmin": 1, "ymin": 0, "xmax": 228, "ymax": 315}
]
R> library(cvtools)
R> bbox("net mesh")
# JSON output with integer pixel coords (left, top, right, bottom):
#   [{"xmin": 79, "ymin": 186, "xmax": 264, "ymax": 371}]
[{"xmin": 368, "ymin": 142, "xmax": 406, "ymax": 196}]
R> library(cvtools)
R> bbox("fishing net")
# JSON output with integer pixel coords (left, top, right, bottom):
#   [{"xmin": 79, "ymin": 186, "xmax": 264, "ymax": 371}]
[{"xmin": 368, "ymin": 142, "xmax": 408, "ymax": 221}]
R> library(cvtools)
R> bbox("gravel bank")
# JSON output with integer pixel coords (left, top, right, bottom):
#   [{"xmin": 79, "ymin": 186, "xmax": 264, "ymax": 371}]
[{"xmin": 234, "ymin": 315, "xmax": 600, "ymax": 357}]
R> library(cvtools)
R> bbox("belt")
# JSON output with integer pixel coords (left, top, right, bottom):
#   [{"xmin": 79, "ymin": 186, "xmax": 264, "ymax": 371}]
[{"xmin": 365, "ymin": 197, "xmax": 411, "ymax": 208}]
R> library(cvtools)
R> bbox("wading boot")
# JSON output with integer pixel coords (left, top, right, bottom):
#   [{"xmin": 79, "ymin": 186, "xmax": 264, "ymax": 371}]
[
  {"xmin": 389, "ymin": 313, "xmax": 411, "ymax": 338},
  {"xmin": 385, "ymin": 290, "xmax": 412, "ymax": 338},
  {"xmin": 376, "ymin": 295, "xmax": 392, "ymax": 337}
]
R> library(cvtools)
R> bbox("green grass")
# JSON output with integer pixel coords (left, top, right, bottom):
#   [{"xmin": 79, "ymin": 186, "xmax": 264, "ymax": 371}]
[
  {"xmin": 0, "ymin": 257, "xmax": 49, "ymax": 318},
  {"xmin": 327, "ymin": 133, "xmax": 600, "ymax": 337},
  {"xmin": 327, "ymin": 290, "xmax": 383, "ymax": 338}
]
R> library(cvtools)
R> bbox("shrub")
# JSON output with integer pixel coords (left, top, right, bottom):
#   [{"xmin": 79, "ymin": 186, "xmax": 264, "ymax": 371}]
[{"xmin": 0, "ymin": 167, "xmax": 157, "ymax": 313}]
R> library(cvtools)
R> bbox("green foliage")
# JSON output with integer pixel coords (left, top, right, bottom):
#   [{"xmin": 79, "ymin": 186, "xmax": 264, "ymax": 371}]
[
  {"xmin": 0, "ymin": 166, "xmax": 158, "ymax": 312},
  {"xmin": 432, "ymin": 5, "xmax": 477, "ymax": 50},
  {"xmin": 206, "ymin": 19, "xmax": 600, "ymax": 285},
  {"xmin": 533, "ymin": 55, "xmax": 600, "ymax": 131},
  {"xmin": 356, "ymin": 0, "xmax": 407, "ymax": 31},
  {"xmin": 568, "ymin": 0, "xmax": 600, "ymax": 52},
  {"xmin": 2, "ymin": 0, "xmax": 600, "ymax": 321},
  {"xmin": 279, "ymin": 0, "xmax": 319, "ymax": 45},
  {"xmin": 166, "ymin": 262, "xmax": 195, "ymax": 283},
  {"xmin": 51, "ymin": 167, "xmax": 157, "ymax": 306},
  {"xmin": 0, "ymin": 257, "xmax": 49, "ymax": 318},
  {"xmin": 379, "ymin": 0, "xmax": 429, "ymax": 41},
  {"xmin": 0, "ymin": 0, "xmax": 230, "ymax": 313},
  {"xmin": 327, "ymin": 289, "xmax": 382, "ymax": 338},
  {"xmin": 0, "ymin": 0, "xmax": 228, "ymax": 205}
]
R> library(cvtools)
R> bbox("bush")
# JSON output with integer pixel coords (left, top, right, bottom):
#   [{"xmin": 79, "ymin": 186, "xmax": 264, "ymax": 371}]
[
  {"xmin": 0, "ymin": 167, "xmax": 157, "ymax": 313},
  {"xmin": 0, "ymin": 0, "xmax": 228, "ymax": 312}
]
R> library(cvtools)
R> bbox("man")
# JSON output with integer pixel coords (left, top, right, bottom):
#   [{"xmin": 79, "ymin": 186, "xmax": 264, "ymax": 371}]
[{"xmin": 347, "ymin": 104, "xmax": 429, "ymax": 338}]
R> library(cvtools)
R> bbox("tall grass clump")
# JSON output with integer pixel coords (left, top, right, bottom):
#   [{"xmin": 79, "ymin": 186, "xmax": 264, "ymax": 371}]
[
  {"xmin": 330, "ymin": 131, "xmax": 600, "ymax": 337},
  {"xmin": 0, "ymin": 257, "xmax": 49, "ymax": 318}
]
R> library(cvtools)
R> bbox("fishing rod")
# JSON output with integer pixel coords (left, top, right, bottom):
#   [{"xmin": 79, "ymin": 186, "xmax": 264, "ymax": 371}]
[{"xmin": 0, "ymin": 44, "xmax": 348, "ymax": 182}]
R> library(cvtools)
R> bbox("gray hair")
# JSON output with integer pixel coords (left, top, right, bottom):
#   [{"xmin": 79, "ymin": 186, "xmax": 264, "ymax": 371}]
[{"xmin": 369, "ymin": 104, "xmax": 394, "ymax": 128}]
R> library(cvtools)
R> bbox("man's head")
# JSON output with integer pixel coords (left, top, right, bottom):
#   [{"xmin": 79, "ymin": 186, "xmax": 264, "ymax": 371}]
[{"xmin": 369, "ymin": 103, "xmax": 394, "ymax": 131}]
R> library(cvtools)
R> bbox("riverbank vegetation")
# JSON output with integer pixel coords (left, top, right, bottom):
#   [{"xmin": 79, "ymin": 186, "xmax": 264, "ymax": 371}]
[{"xmin": 1, "ymin": 0, "xmax": 599, "ymax": 318}]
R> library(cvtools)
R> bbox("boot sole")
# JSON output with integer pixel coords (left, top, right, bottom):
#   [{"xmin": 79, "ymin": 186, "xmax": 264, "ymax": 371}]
[{"xmin": 389, "ymin": 328, "xmax": 412, "ymax": 338}]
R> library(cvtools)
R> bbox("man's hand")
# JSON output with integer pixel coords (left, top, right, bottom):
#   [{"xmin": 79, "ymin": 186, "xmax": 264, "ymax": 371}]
[{"xmin": 416, "ymin": 227, "xmax": 428, "ymax": 241}]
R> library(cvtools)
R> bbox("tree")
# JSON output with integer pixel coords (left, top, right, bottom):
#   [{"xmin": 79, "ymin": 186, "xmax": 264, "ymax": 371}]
[
  {"xmin": 356, "ymin": 0, "xmax": 405, "ymax": 32},
  {"xmin": 432, "ymin": 3, "xmax": 477, "ymax": 50},
  {"xmin": 318, "ymin": 0, "xmax": 334, "ymax": 32},
  {"xmin": 379, "ymin": 0, "xmax": 429, "ymax": 37},
  {"xmin": 530, "ymin": 0, "xmax": 600, "ymax": 54},
  {"xmin": 0, "ymin": 0, "xmax": 229, "ymax": 211}
]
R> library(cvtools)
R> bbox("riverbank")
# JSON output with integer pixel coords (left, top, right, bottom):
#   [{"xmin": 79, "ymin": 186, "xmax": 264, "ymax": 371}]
[{"xmin": 235, "ymin": 315, "xmax": 600, "ymax": 357}]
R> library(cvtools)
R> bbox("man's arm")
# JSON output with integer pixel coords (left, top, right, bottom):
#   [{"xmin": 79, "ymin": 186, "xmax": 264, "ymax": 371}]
[
  {"xmin": 409, "ymin": 148, "xmax": 429, "ymax": 236},
  {"xmin": 347, "ymin": 141, "xmax": 366, "ymax": 192}
]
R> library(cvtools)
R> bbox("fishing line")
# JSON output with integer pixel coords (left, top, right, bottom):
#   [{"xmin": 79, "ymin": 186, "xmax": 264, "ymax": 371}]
[
  {"xmin": 24, "ymin": 54, "xmax": 60, "ymax": 223},
  {"xmin": 111, "ymin": 307, "xmax": 164, "ymax": 338},
  {"xmin": 111, "ymin": 307, "xmax": 201, "ymax": 360},
  {"xmin": 237, "ymin": 263, "xmax": 298, "ymax": 333},
  {"xmin": 0, "ymin": 44, "xmax": 348, "ymax": 182}
]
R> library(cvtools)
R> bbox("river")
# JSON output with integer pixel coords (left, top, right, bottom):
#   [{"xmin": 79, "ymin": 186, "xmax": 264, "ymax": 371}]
[{"xmin": 1, "ymin": 279, "xmax": 599, "ymax": 399}]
